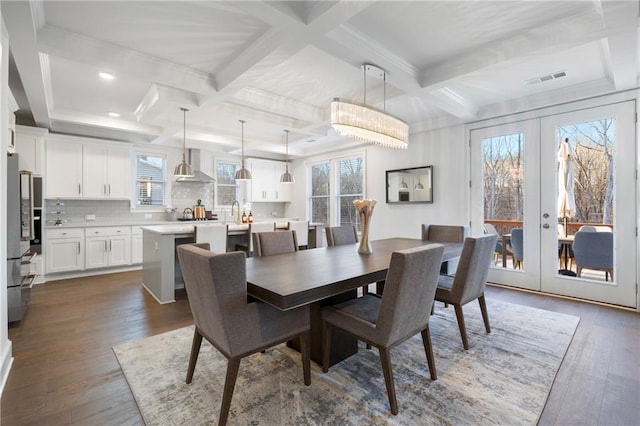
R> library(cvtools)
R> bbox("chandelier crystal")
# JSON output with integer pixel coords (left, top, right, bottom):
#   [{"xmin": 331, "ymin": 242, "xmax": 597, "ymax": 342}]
[{"xmin": 330, "ymin": 64, "xmax": 409, "ymax": 149}]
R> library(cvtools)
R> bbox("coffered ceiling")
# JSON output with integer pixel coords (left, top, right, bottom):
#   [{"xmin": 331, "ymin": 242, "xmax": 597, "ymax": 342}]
[{"xmin": 5, "ymin": 1, "xmax": 639, "ymax": 159}]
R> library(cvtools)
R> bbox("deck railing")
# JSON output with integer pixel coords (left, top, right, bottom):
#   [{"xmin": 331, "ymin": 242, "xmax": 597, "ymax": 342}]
[{"xmin": 485, "ymin": 220, "xmax": 613, "ymax": 236}]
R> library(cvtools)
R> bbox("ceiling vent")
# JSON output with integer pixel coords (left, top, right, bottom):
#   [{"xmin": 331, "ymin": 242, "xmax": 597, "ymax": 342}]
[{"xmin": 525, "ymin": 71, "xmax": 567, "ymax": 85}]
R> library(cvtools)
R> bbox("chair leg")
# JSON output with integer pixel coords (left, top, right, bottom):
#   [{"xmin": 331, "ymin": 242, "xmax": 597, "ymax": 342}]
[
  {"xmin": 322, "ymin": 321, "xmax": 332, "ymax": 373},
  {"xmin": 186, "ymin": 328, "xmax": 203, "ymax": 384},
  {"xmin": 219, "ymin": 357, "xmax": 241, "ymax": 426},
  {"xmin": 379, "ymin": 347, "xmax": 398, "ymax": 415},
  {"xmin": 453, "ymin": 303, "xmax": 470, "ymax": 350},
  {"xmin": 299, "ymin": 331, "xmax": 311, "ymax": 386},
  {"xmin": 478, "ymin": 295, "xmax": 491, "ymax": 334},
  {"xmin": 420, "ymin": 327, "xmax": 437, "ymax": 380},
  {"xmin": 576, "ymin": 266, "xmax": 582, "ymax": 277}
]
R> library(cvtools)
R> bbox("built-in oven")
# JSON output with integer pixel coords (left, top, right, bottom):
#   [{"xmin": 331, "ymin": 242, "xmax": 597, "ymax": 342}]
[{"xmin": 31, "ymin": 176, "xmax": 42, "ymax": 254}]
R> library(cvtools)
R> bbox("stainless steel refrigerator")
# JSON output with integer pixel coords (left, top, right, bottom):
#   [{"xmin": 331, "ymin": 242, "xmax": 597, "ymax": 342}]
[{"xmin": 7, "ymin": 153, "xmax": 33, "ymax": 322}]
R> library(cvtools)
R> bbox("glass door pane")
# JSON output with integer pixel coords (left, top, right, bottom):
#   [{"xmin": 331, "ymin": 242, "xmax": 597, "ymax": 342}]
[
  {"xmin": 540, "ymin": 101, "xmax": 636, "ymax": 307},
  {"xmin": 470, "ymin": 119, "xmax": 540, "ymax": 291}
]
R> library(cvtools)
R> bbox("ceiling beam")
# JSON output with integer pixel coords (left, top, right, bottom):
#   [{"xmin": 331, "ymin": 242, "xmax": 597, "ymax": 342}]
[
  {"xmin": 600, "ymin": 1, "xmax": 639, "ymax": 90},
  {"xmin": 3, "ymin": 1, "xmax": 51, "ymax": 127}
]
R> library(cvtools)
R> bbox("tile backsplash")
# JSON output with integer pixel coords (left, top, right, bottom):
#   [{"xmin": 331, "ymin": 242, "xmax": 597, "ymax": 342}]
[{"xmin": 45, "ymin": 182, "xmax": 288, "ymax": 225}]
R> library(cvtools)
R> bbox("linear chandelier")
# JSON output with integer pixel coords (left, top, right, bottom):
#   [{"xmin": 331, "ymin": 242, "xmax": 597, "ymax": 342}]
[{"xmin": 331, "ymin": 64, "xmax": 408, "ymax": 149}]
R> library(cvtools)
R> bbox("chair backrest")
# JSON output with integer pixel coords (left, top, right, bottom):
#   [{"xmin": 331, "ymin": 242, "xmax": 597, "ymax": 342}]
[
  {"xmin": 195, "ymin": 224, "xmax": 228, "ymax": 254},
  {"xmin": 325, "ymin": 225, "xmax": 358, "ymax": 246},
  {"xmin": 287, "ymin": 220, "xmax": 309, "ymax": 247},
  {"xmin": 447, "ymin": 234, "xmax": 498, "ymax": 305},
  {"xmin": 375, "ymin": 244, "xmax": 445, "ymax": 346},
  {"xmin": 573, "ymin": 231, "xmax": 613, "ymax": 269},
  {"xmin": 483, "ymin": 223, "xmax": 499, "ymax": 236},
  {"xmin": 510, "ymin": 228, "xmax": 524, "ymax": 260},
  {"xmin": 421, "ymin": 224, "xmax": 469, "ymax": 243},
  {"xmin": 247, "ymin": 221, "xmax": 276, "ymax": 252},
  {"xmin": 578, "ymin": 225, "xmax": 612, "ymax": 233},
  {"xmin": 176, "ymin": 244, "xmax": 247, "ymax": 355},
  {"xmin": 252, "ymin": 230, "xmax": 299, "ymax": 257}
]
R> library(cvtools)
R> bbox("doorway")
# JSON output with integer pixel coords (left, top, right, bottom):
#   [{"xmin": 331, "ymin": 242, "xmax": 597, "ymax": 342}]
[{"xmin": 470, "ymin": 101, "xmax": 637, "ymax": 308}]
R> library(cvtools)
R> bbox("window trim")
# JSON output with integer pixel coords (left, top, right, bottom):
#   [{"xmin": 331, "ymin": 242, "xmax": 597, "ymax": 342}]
[
  {"xmin": 131, "ymin": 151, "xmax": 168, "ymax": 213},
  {"xmin": 215, "ymin": 157, "xmax": 240, "ymax": 208}
]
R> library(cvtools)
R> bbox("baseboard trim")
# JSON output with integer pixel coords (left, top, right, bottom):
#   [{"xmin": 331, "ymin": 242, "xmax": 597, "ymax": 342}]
[{"xmin": 44, "ymin": 265, "xmax": 142, "ymax": 283}]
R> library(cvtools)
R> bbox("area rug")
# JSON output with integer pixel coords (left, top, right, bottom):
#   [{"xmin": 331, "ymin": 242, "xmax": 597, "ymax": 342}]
[{"xmin": 113, "ymin": 299, "xmax": 579, "ymax": 425}]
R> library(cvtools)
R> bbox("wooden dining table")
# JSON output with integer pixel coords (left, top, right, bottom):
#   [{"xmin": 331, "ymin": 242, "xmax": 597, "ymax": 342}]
[{"xmin": 246, "ymin": 237, "xmax": 463, "ymax": 366}]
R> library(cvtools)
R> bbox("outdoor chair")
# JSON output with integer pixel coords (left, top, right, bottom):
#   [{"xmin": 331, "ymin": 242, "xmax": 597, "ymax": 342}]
[
  {"xmin": 434, "ymin": 235, "xmax": 497, "ymax": 350},
  {"xmin": 483, "ymin": 223, "xmax": 509, "ymax": 265},
  {"xmin": 321, "ymin": 244, "xmax": 444, "ymax": 415},
  {"xmin": 573, "ymin": 230, "xmax": 614, "ymax": 281},
  {"xmin": 510, "ymin": 228, "xmax": 524, "ymax": 269},
  {"xmin": 176, "ymin": 243, "xmax": 311, "ymax": 426}
]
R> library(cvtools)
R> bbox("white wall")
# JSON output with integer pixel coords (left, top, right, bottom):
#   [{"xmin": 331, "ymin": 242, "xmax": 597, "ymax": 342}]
[
  {"xmin": 286, "ymin": 124, "xmax": 470, "ymax": 241},
  {"xmin": 1, "ymin": 8, "xmax": 14, "ymax": 396}
]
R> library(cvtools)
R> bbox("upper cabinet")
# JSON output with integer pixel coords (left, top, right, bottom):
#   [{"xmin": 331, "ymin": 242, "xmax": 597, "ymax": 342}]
[
  {"xmin": 46, "ymin": 137, "xmax": 131, "ymax": 200},
  {"xmin": 247, "ymin": 159, "xmax": 291, "ymax": 202},
  {"xmin": 82, "ymin": 144, "xmax": 131, "ymax": 199},
  {"xmin": 14, "ymin": 126, "xmax": 47, "ymax": 175}
]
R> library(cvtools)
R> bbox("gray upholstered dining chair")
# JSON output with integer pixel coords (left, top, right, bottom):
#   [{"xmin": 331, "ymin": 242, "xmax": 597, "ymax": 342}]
[
  {"xmin": 252, "ymin": 230, "xmax": 299, "ymax": 257},
  {"xmin": 235, "ymin": 221, "xmax": 276, "ymax": 256},
  {"xmin": 573, "ymin": 230, "xmax": 614, "ymax": 281},
  {"xmin": 509, "ymin": 227, "xmax": 524, "ymax": 269},
  {"xmin": 325, "ymin": 224, "xmax": 358, "ymax": 246},
  {"xmin": 321, "ymin": 244, "xmax": 445, "ymax": 415},
  {"xmin": 421, "ymin": 223, "xmax": 469, "ymax": 274},
  {"xmin": 434, "ymin": 234, "xmax": 498, "ymax": 350},
  {"xmin": 325, "ymin": 224, "xmax": 371, "ymax": 296},
  {"xmin": 176, "ymin": 243, "xmax": 311, "ymax": 426}
]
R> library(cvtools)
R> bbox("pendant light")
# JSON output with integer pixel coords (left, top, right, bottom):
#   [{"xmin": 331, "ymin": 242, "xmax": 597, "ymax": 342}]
[
  {"xmin": 235, "ymin": 120, "xmax": 252, "ymax": 181},
  {"xmin": 174, "ymin": 107, "xmax": 193, "ymax": 178},
  {"xmin": 400, "ymin": 177, "xmax": 408, "ymax": 189},
  {"xmin": 415, "ymin": 176, "xmax": 424, "ymax": 190},
  {"xmin": 280, "ymin": 129, "xmax": 294, "ymax": 184}
]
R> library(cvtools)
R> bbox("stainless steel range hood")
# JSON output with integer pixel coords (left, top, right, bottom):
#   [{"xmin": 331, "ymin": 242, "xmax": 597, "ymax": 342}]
[{"xmin": 176, "ymin": 149, "xmax": 215, "ymax": 183}]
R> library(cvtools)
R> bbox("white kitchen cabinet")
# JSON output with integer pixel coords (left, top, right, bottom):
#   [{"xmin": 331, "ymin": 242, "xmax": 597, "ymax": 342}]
[
  {"xmin": 46, "ymin": 139, "xmax": 83, "ymax": 198},
  {"xmin": 83, "ymin": 144, "xmax": 131, "ymax": 199},
  {"xmin": 248, "ymin": 159, "xmax": 291, "ymax": 202},
  {"xmin": 45, "ymin": 136, "xmax": 131, "ymax": 199},
  {"xmin": 15, "ymin": 125, "xmax": 47, "ymax": 175},
  {"xmin": 131, "ymin": 226, "xmax": 143, "ymax": 264},
  {"xmin": 45, "ymin": 228, "xmax": 84, "ymax": 273},
  {"xmin": 85, "ymin": 226, "xmax": 131, "ymax": 269}
]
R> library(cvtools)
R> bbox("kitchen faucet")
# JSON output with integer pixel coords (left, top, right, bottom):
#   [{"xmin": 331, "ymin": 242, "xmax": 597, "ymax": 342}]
[{"xmin": 231, "ymin": 200, "xmax": 241, "ymax": 224}]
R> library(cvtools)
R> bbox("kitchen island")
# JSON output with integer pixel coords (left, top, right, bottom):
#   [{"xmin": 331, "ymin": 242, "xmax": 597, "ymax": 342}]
[{"xmin": 141, "ymin": 222, "xmax": 324, "ymax": 303}]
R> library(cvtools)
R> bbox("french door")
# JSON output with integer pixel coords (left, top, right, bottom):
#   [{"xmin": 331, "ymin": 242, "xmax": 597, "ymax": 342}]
[{"xmin": 470, "ymin": 101, "xmax": 637, "ymax": 308}]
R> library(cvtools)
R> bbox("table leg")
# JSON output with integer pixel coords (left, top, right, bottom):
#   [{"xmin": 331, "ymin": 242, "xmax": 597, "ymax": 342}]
[{"xmin": 287, "ymin": 289, "xmax": 358, "ymax": 367}]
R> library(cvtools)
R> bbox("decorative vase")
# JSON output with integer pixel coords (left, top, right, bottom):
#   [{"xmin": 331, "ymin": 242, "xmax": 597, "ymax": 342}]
[{"xmin": 353, "ymin": 199, "xmax": 377, "ymax": 254}]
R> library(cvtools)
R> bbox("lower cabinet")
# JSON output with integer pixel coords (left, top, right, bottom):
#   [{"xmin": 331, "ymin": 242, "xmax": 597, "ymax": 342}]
[
  {"xmin": 85, "ymin": 226, "xmax": 131, "ymax": 269},
  {"xmin": 45, "ymin": 228, "xmax": 85, "ymax": 274},
  {"xmin": 131, "ymin": 226, "xmax": 143, "ymax": 264}
]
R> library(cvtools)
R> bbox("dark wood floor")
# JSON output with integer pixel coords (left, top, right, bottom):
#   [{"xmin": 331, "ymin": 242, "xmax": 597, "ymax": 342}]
[{"xmin": 1, "ymin": 271, "xmax": 638, "ymax": 425}]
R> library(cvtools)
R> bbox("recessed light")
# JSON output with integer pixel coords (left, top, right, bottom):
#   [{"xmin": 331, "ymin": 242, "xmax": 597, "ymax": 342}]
[
  {"xmin": 108, "ymin": 112, "xmax": 120, "ymax": 118},
  {"xmin": 99, "ymin": 72, "xmax": 115, "ymax": 81}
]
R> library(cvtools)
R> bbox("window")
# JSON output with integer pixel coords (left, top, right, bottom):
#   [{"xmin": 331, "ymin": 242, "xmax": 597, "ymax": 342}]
[
  {"xmin": 309, "ymin": 154, "xmax": 364, "ymax": 230},
  {"xmin": 134, "ymin": 153, "xmax": 166, "ymax": 207},
  {"xmin": 216, "ymin": 160, "xmax": 239, "ymax": 207}
]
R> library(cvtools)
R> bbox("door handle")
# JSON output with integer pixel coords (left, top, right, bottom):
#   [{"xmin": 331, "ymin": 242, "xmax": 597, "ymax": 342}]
[
  {"xmin": 542, "ymin": 213, "xmax": 549, "ymax": 218},
  {"xmin": 542, "ymin": 223, "xmax": 550, "ymax": 229}
]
